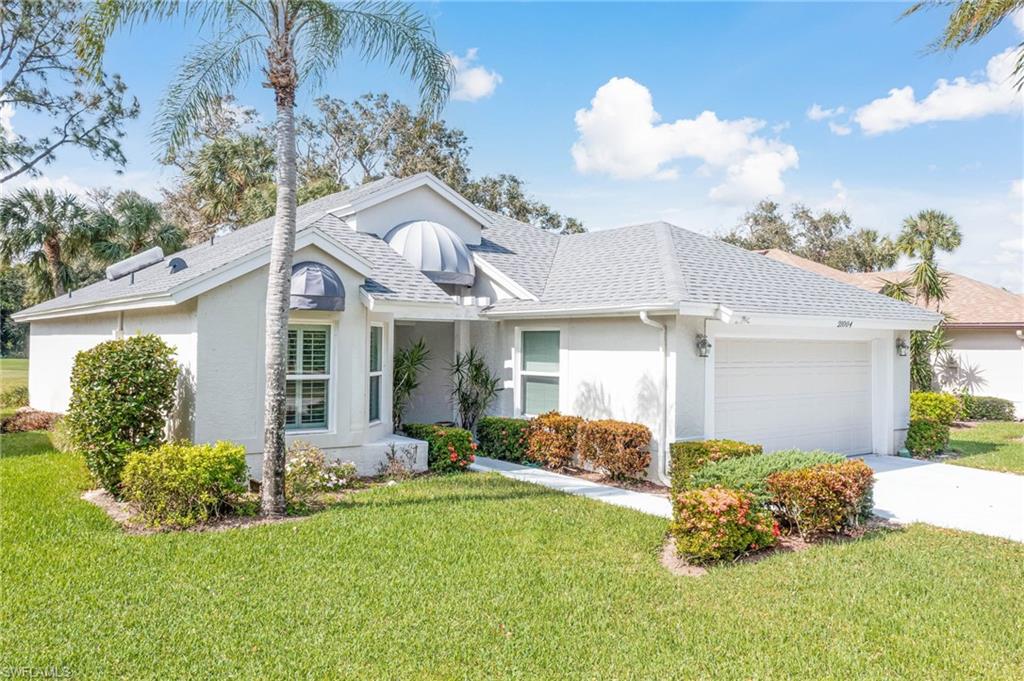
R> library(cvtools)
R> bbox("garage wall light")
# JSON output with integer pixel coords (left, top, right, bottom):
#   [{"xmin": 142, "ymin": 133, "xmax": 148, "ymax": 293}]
[
  {"xmin": 696, "ymin": 334, "xmax": 712, "ymax": 358},
  {"xmin": 895, "ymin": 338, "xmax": 909, "ymax": 357}
]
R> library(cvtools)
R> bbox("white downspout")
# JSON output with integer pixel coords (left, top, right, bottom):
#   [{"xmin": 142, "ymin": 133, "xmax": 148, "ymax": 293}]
[{"xmin": 639, "ymin": 311, "xmax": 671, "ymax": 486}]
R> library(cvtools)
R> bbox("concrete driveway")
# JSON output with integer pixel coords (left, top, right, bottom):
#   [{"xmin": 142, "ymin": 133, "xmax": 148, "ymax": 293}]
[{"xmin": 861, "ymin": 455, "xmax": 1024, "ymax": 542}]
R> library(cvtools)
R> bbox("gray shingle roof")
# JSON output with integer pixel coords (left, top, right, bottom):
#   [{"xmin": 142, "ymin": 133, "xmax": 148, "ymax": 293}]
[
  {"xmin": 485, "ymin": 221, "xmax": 940, "ymax": 324},
  {"xmin": 17, "ymin": 174, "xmax": 939, "ymax": 327}
]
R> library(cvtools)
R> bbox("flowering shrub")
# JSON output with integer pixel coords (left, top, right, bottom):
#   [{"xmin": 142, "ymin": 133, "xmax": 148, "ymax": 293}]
[
  {"xmin": 961, "ymin": 395, "xmax": 1015, "ymax": 421},
  {"xmin": 121, "ymin": 441, "xmax": 249, "ymax": 529},
  {"xmin": 577, "ymin": 419, "xmax": 652, "ymax": 479},
  {"xmin": 402, "ymin": 423, "xmax": 475, "ymax": 473},
  {"xmin": 285, "ymin": 440, "xmax": 359, "ymax": 512},
  {"xmin": 0, "ymin": 407, "xmax": 60, "ymax": 433},
  {"xmin": 766, "ymin": 460, "xmax": 874, "ymax": 537},
  {"xmin": 671, "ymin": 486, "xmax": 778, "ymax": 563},
  {"xmin": 526, "ymin": 412, "xmax": 583, "ymax": 469},
  {"xmin": 669, "ymin": 440, "xmax": 763, "ymax": 495},
  {"xmin": 689, "ymin": 449, "xmax": 845, "ymax": 504},
  {"xmin": 910, "ymin": 391, "xmax": 962, "ymax": 426},
  {"xmin": 905, "ymin": 420, "xmax": 949, "ymax": 457},
  {"xmin": 477, "ymin": 416, "xmax": 531, "ymax": 463},
  {"xmin": 65, "ymin": 334, "xmax": 178, "ymax": 494}
]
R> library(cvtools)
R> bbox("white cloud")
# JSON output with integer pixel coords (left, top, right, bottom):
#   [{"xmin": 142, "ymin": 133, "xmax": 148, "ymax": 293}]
[
  {"xmin": 571, "ymin": 77, "xmax": 799, "ymax": 203},
  {"xmin": 828, "ymin": 121, "xmax": 852, "ymax": 136},
  {"xmin": 17, "ymin": 174, "xmax": 90, "ymax": 197},
  {"xmin": 853, "ymin": 47, "xmax": 1024, "ymax": 135},
  {"xmin": 1013, "ymin": 9, "xmax": 1024, "ymax": 35},
  {"xmin": 807, "ymin": 103, "xmax": 845, "ymax": 121},
  {"xmin": 0, "ymin": 103, "xmax": 15, "ymax": 142},
  {"xmin": 449, "ymin": 49, "xmax": 502, "ymax": 102},
  {"xmin": 1011, "ymin": 178, "xmax": 1023, "ymax": 198}
]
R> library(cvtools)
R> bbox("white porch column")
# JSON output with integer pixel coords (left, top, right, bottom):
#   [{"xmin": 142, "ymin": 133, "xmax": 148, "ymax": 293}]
[{"xmin": 453, "ymin": 320, "xmax": 470, "ymax": 423}]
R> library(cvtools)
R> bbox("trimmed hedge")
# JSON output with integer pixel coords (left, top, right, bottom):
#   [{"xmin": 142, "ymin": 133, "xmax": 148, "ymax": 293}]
[
  {"xmin": 477, "ymin": 416, "xmax": 531, "ymax": 463},
  {"xmin": 66, "ymin": 334, "xmax": 179, "ymax": 494},
  {"xmin": 403, "ymin": 423, "xmax": 475, "ymax": 473},
  {"xmin": 669, "ymin": 440, "xmax": 762, "ymax": 495},
  {"xmin": 671, "ymin": 486, "xmax": 778, "ymax": 563},
  {"xmin": 526, "ymin": 412, "xmax": 583, "ymax": 469},
  {"xmin": 767, "ymin": 460, "xmax": 874, "ymax": 537},
  {"xmin": 688, "ymin": 449, "xmax": 845, "ymax": 504},
  {"xmin": 910, "ymin": 391, "xmax": 962, "ymax": 426},
  {"xmin": 121, "ymin": 441, "xmax": 250, "ymax": 529},
  {"xmin": 577, "ymin": 419, "xmax": 652, "ymax": 479},
  {"xmin": 961, "ymin": 395, "xmax": 1016, "ymax": 421},
  {"xmin": 905, "ymin": 420, "xmax": 948, "ymax": 457}
]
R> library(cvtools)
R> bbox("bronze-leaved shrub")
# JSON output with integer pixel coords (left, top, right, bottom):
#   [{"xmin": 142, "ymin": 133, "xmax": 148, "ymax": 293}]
[
  {"xmin": 577, "ymin": 419, "xmax": 652, "ymax": 479},
  {"xmin": 671, "ymin": 486, "xmax": 778, "ymax": 563},
  {"xmin": 0, "ymin": 407, "xmax": 60, "ymax": 433},
  {"xmin": 526, "ymin": 412, "xmax": 583, "ymax": 469},
  {"xmin": 66, "ymin": 334, "xmax": 179, "ymax": 494},
  {"xmin": 766, "ymin": 460, "xmax": 874, "ymax": 537}
]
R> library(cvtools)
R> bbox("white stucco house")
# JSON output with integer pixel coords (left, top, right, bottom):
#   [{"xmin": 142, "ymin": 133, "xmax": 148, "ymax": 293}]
[
  {"xmin": 14, "ymin": 173, "xmax": 941, "ymax": 482},
  {"xmin": 762, "ymin": 249, "xmax": 1024, "ymax": 418}
]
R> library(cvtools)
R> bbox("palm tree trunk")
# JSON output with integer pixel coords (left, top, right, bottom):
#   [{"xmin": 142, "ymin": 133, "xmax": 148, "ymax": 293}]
[
  {"xmin": 261, "ymin": 44, "xmax": 298, "ymax": 516},
  {"xmin": 41, "ymin": 237, "xmax": 65, "ymax": 297}
]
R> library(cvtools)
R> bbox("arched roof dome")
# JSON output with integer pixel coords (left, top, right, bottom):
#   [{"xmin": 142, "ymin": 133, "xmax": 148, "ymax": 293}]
[{"xmin": 384, "ymin": 220, "xmax": 475, "ymax": 286}]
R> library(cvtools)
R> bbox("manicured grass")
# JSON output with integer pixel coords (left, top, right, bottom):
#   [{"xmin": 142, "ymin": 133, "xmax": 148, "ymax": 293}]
[
  {"xmin": 2, "ymin": 433, "xmax": 1023, "ymax": 678},
  {"xmin": 948, "ymin": 421, "xmax": 1024, "ymax": 474},
  {"xmin": 0, "ymin": 357, "xmax": 27, "ymax": 391}
]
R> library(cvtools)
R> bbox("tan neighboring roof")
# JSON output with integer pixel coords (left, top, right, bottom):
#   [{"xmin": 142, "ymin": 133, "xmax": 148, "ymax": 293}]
[{"xmin": 759, "ymin": 249, "xmax": 1024, "ymax": 327}]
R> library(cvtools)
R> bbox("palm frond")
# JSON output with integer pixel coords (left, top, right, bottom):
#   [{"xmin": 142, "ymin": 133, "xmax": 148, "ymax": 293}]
[{"xmin": 155, "ymin": 33, "xmax": 263, "ymax": 155}]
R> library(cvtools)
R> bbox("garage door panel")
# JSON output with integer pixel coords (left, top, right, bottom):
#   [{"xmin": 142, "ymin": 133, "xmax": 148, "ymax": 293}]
[{"xmin": 714, "ymin": 339, "xmax": 873, "ymax": 456}]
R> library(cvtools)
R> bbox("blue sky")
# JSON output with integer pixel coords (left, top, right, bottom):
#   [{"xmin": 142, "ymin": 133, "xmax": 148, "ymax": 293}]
[{"xmin": 7, "ymin": 2, "xmax": 1023, "ymax": 290}]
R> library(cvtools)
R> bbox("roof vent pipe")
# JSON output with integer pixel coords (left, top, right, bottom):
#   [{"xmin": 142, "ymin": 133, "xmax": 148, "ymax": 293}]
[{"xmin": 105, "ymin": 246, "xmax": 164, "ymax": 281}]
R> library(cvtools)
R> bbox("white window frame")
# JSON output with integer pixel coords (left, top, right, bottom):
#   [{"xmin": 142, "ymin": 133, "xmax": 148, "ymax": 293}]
[
  {"xmin": 516, "ymin": 327, "xmax": 562, "ymax": 417},
  {"xmin": 368, "ymin": 322, "xmax": 384, "ymax": 424},
  {"xmin": 286, "ymin": 324, "xmax": 332, "ymax": 433}
]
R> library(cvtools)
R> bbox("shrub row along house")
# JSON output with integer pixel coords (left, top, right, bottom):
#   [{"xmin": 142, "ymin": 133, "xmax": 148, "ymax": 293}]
[{"xmin": 14, "ymin": 173, "xmax": 939, "ymax": 482}]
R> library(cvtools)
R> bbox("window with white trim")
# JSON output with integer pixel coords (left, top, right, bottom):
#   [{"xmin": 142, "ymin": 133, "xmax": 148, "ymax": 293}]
[
  {"xmin": 368, "ymin": 324, "xmax": 383, "ymax": 423},
  {"xmin": 520, "ymin": 330, "xmax": 560, "ymax": 416},
  {"xmin": 286, "ymin": 325, "xmax": 330, "ymax": 430}
]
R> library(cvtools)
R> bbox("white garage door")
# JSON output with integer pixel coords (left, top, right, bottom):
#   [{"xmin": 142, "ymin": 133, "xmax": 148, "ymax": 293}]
[{"xmin": 714, "ymin": 339, "xmax": 873, "ymax": 455}]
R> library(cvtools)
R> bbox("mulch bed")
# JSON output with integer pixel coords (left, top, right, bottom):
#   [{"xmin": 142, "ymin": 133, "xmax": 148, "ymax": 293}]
[{"xmin": 660, "ymin": 518, "xmax": 899, "ymax": 577}]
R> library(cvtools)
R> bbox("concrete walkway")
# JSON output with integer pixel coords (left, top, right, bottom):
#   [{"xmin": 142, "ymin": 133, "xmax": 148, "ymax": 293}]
[
  {"xmin": 473, "ymin": 454, "xmax": 1024, "ymax": 543},
  {"xmin": 861, "ymin": 455, "xmax": 1024, "ymax": 543},
  {"xmin": 470, "ymin": 456, "xmax": 672, "ymax": 518}
]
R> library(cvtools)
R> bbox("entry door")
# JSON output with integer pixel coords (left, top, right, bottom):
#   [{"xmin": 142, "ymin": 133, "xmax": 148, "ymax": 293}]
[{"xmin": 714, "ymin": 339, "xmax": 873, "ymax": 455}]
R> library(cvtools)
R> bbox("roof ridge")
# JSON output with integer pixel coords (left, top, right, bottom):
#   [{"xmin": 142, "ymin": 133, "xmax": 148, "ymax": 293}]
[{"xmin": 655, "ymin": 223, "xmax": 687, "ymax": 302}]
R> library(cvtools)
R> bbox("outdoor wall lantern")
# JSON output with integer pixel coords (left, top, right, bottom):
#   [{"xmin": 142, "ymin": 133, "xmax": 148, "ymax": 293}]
[
  {"xmin": 895, "ymin": 337, "xmax": 909, "ymax": 357},
  {"xmin": 696, "ymin": 334, "xmax": 712, "ymax": 358}
]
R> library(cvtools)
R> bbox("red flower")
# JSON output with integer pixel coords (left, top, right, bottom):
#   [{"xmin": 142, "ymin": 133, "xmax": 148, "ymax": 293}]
[
  {"xmin": 470, "ymin": 442, "xmax": 478, "ymax": 451},
  {"xmin": 470, "ymin": 454, "xmax": 476, "ymax": 462},
  {"xmin": 450, "ymin": 452, "xmax": 457, "ymax": 462}
]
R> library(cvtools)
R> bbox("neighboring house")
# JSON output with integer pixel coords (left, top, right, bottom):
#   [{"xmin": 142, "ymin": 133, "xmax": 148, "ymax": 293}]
[
  {"xmin": 14, "ymin": 174, "xmax": 939, "ymax": 482},
  {"xmin": 761, "ymin": 249, "xmax": 1024, "ymax": 417}
]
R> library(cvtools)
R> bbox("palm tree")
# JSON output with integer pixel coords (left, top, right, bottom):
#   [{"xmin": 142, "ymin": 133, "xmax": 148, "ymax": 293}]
[
  {"xmin": 905, "ymin": 1, "xmax": 1024, "ymax": 88},
  {"xmin": 896, "ymin": 209, "xmax": 961, "ymax": 308},
  {"xmin": 0, "ymin": 188, "xmax": 95, "ymax": 298},
  {"xmin": 78, "ymin": 0, "xmax": 452, "ymax": 516},
  {"xmin": 92, "ymin": 191, "xmax": 187, "ymax": 263}
]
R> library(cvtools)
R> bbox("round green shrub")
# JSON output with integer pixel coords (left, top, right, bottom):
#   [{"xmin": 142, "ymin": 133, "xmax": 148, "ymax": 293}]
[
  {"xmin": 66, "ymin": 334, "xmax": 179, "ymax": 494},
  {"xmin": 671, "ymin": 486, "xmax": 778, "ymax": 563},
  {"xmin": 122, "ymin": 440, "xmax": 249, "ymax": 528},
  {"xmin": 905, "ymin": 420, "xmax": 949, "ymax": 457},
  {"xmin": 961, "ymin": 395, "xmax": 1016, "ymax": 421},
  {"xmin": 910, "ymin": 391, "xmax": 962, "ymax": 426},
  {"xmin": 477, "ymin": 416, "xmax": 531, "ymax": 463},
  {"xmin": 402, "ymin": 423, "xmax": 475, "ymax": 472}
]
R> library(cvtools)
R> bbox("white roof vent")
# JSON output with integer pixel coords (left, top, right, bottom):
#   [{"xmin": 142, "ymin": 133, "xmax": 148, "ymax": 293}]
[
  {"xmin": 384, "ymin": 220, "xmax": 475, "ymax": 286},
  {"xmin": 105, "ymin": 247, "xmax": 164, "ymax": 281}
]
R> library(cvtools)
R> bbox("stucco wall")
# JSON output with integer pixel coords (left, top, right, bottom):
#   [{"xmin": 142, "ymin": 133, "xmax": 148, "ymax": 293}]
[
  {"xmin": 351, "ymin": 185, "xmax": 482, "ymax": 246},
  {"xmin": 27, "ymin": 304, "xmax": 197, "ymax": 431},
  {"xmin": 942, "ymin": 328, "xmax": 1023, "ymax": 417},
  {"xmin": 193, "ymin": 244, "xmax": 388, "ymax": 453}
]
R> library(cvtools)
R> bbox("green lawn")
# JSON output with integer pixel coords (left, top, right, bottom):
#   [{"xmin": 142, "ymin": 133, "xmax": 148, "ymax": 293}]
[
  {"xmin": 2, "ymin": 433, "xmax": 1023, "ymax": 678},
  {"xmin": 948, "ymin": 421, "xmax": 1024, "ymax": 474},
  {"xmin": 0, "ymin": 357, "xmax": 28, "ymax": 391}
]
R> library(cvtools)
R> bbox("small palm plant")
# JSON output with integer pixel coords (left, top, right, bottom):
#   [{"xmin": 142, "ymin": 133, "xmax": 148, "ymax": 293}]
[
  {"xmin": 392, "ymin": 338, "xmax": 429, "ymax": 430},
  {"xmin": 449, "ymin": 347, "xmax": 500, "ymax": 433}
]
